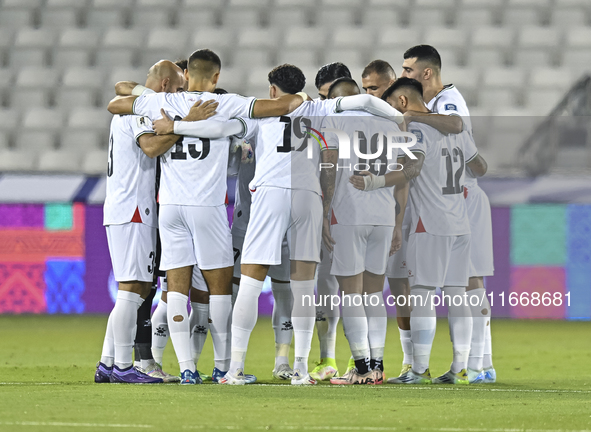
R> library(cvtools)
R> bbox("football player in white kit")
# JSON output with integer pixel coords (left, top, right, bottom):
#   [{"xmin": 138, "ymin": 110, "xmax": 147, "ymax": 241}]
[
  {"xmin": 400, "ymin": 45, "xmax": 495, "ymax": 383},
  {"xmin": 320, "ymin": 78, "xmax": 401, "ymax": 385},
  {"xmin": 107, "ymin": 50, "xmax": 310, "ymax": 384},
  {"xmin": 167, "ymin": 64, "xmax": 404, "ymax": 385},
  {"xmin": 352, "ymin": 78, "xmax": 488, "ymax": 384},
  {"xmin": 361, "ymin": 59, "xmax": 415, "ymax": 380},
  {"xmin": 311, "ymin": 62, "xmax": 353, "ymax": 381},
  {"xmin": 96, "ymin": 60, "xmax": 190, "ymax": 384}
]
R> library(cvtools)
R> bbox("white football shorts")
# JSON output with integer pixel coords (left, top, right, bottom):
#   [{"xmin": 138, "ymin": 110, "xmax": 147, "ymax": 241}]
[
  {"xmin": 106, "ymin": 222, "xmax": 157, "ymax": 283},
  {"xmin": 330, "ymin": 224, "xmax": 394, "ymax": 277},
  {"xmin": 466, "ymin": 186, "xmax": 494, "ymax": 278},
  {"xmin": 232, "ymin": 231, "xmax": 290, "ymax": 281},
  {"xmin": 159, "ymin": 204, "xmax": 233, "ymax": 271},
  {"xmin": 407, "ymin": 232, "xmax": 471, "ymax": 288},
  {"xmin": 242, "ymin": 186, "xmax": 323, "ymax": 265},
  {"xmin": 385, "ymin": 224, "xmax": 410, "ymax": 279}
]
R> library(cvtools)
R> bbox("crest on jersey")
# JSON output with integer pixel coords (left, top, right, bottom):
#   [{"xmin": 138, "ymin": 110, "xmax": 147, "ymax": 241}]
[
  {"xmin": 410, "ymin": 129, "xmax": 423, "ymax": 143},
  {"xmin": 445, "ymin": 103, "xmax": 457, "ymax": 111},
  {"xmin": 137, "ymin": 116, "xmax": 147, "ymax": 126}
]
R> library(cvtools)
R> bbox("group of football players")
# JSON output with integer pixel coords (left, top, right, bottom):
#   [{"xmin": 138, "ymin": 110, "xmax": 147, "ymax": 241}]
[{"xmin": 94, "ymin": 43, "xmax": 496, "ymax": 386}]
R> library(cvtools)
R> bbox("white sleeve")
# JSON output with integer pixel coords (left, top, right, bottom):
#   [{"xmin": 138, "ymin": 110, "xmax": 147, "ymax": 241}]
[
  {"xmin": 130, "ymin": 116, "xmax": 154, "ymax": 145},
  {"xmin": 407, "ymin": 126, "xmax": 427, "ymax": 157},
  {"xmin": 173, "ymin": 118, "xmax": 245, "ymax": 139},
  {"xmin": 463, "ymin": 134, "xmax": 479, "ymax": 163},
  {"xmin": 434, "ymin": 93, "xmax": 468, "ymax": 132},
  {"xmin": 336, "ymin": 94, "xmax": 404, "ymax": 124},
  {"xmin": 219, "ymin": 94, "xmax": 257, "ymax": 119},
  {"xmin": 132, "ymin": 93, "xmax": 167, "ymax": 120}
]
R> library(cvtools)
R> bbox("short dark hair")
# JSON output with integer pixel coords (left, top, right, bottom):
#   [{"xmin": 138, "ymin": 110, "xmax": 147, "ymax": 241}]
[
  {"xmin": 213, "ymin": 88, "xmax": 228, "ymax": 95},
  {"xmin": 315, "ymin": 62, "xmax": 352, "ymax": 89},
  {"xmin": 327, "ymin": 77, "xmax": 359, "ymax": 98},
  {"xmin": 403, "ymin": 45, "xmax": 441, "ymax": 71},
  {"xmin": 268, "ymin": 64, "xmax": 306, "ymax": 94},
  {"xmin": 175, "ymin": 59, "xmax": 188, "ymax": 71},
  {"xmin": 362, "ymin": 60, "xmax": 395, "ymax": 79},
  {"xmin": 381, "ymin": 77, "xmax": 424, "ymax": 102},
  {"xmin": 188, "ymin": 49, "xmax": 221, "ymax": 78}
]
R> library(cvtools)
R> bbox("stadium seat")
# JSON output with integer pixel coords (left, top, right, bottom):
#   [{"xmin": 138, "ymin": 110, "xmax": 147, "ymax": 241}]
[
  {"xmin": 91, "ymin": 0, "xmax": 134, "ymax": 8},
  {"xmin": 0, "ymin": 132, "xmax": 9, "ymax": 150},
  {"xmin": 530, "ymin": 68, "xmax": 573, "ymax": 90},
  {"xmin": 561, "ymin": 49, "xmax": 591, "ymax": 71},
  {"xmin": 231, "ymin": 49, "xmax": 273, "ymax": 69},
  {"xmin": 53, "ymin": 48, "xmax": 93, "ymax": 68},
  {"xmin": 60, "ymin": 130, "xmax": 103, "ymax": 153},
  {"xmin": 329, "ymin": 27, "xmax": 376, "ymax": 49},
  {"xmin": 466, "ymin": 48, "xmax": 508, "ymax": 68},
  {"xmin": 217, "ymin": 67, "xmax": 247, "ymax": 93},
  {"xmin": 424, "ymin": 28, "xmax": 468, "ymax": 49},
  {"xmin": 85, "ymin": 9, "xmax": 127, "ymax": 28},
  {"xmin": 130, "ymin": 8, "xmax": 174, "ymax": 28},
  {"xmin": 275, "ymin": 0, "xmax": 316, "ymax": 7},
  {"xmin": 3, "ymin": 0, "xmax": 44, "ymax": 6},
  {"xmin": 276, "ymin": 49, "xmax": 318, "ymax": 67},
  {"xmin": 82, "ymin": 149, "xmax": 108, "ymax": 175},
  {"xmin": 377, "ymin": 28, "xmax": 421, "ymax": 49},
  {"xmin": 0, "ymin": 149, "xmax": 37, "ymax": 171},
  {"xmin": 471, "ymin": 27, "xmax": 515, "ymax": 50},
  {"xmin": 246, "ymin": 67, "xmax": 274, "ymax": 88},
  {"xmin": 191, "ymin": 27, "xmax": 236, "ymax": 58},
  {"xmin": 8, "ymin": 89, "xmax": 51, "ymax": 110},
  {"xmin": 565, "ymin": 28, "xmax": 591, "ymax": 48},
  {"xmin": 23, "ymin": 109, "xmax": 64, "ymax": 131},
  {"xmin": 525, "ymin": 89, "xmax": 565, "ymax": 115},
  {"xmin": 322, "ymin": 49, "xmax": 364, "ymax": 71},
  {"xmin": 176, "ymin": 8, "xmax": 218, "ymax": 28},
  {"xmin": 454, "ymin": 9, "xmax": 497, "ymax": 28},
  {"xmin": 370, "ymin": 47, "xmax": 406, "ymax": 70},
  {"xmin": 244, "ymin": 83, "xmax": 272, "ymax": 99},
  {"xmin": 14, "ymin": 29, "xmax": 59, "ymax": 49},
  {"xmin": 102, "ymin": 29, "xmax": 146, "ymax": 49},
  {"xmin": 181, "ymin": 0, "xmax": 226, "ymax": 8},
  {"xmin": 95, "ymin": 48, "xmax": 136, "ymax": 69},
  {"xmin": 46, "ymin": 0, "xmax": 89, "ymax": 5},
  {"xmin": 62, "ymin": 67, "xmax": 105, "ymax": 90},
  {"xmin": 146, "ymin": 28, "xmax": 190, "ymax": 52},
  {"xmin": 284, "ymin": 27, "xmax": 328, "ymax": 49},
  {"xmin": 108, "ymin": 67, "xmax": 149, "ymax": 87},
  {"xmin": 550, "ymin": 6, "xmax": 588, "ymax": 28},
  {"xmin": 361, "ymin": 8, "xmax": 403, "ymax": 27},
  {"xmin": 0, "ymin": 109, "xmax": 20, "ymax": 134},
  {"xmin": 267, "ymin": 7, "xmax": 310, "ymax": 27},
  {"xmin": 15, "ymin": 68, "xmax": 60, "ymax": 89},
  {"xmin": 321, "ymin": 0, "xmax": 360, "ymax": 6},
  {"xmin": 443, "ymin": 67, "xmax": 481, "ymax": 94},
  {"xmin": 136, "ymin": 0, "xmax": 179, "ymax": 5},
  {"xmin": 55, "ymin": 88, "xmax": 97, "ymax": 108},
  {"xmin": 220, "ymin": 8, "xmax": 261, "ymax": 28},
  {"xmin": 16, "ymin": 131, "xmax": 56, "ymax": 153},
  {"xmin": 0, "ymin": 8, "xmax": 34, "ymax": 29},
  {"xmin": 58, "ymin": 28, "xmax": 102, "ymax": 50},
  {"xmin": 408, "ymin": 8, "xmax": 449, "ymax": 28},
  {"xmin": 8, "ymin": 48, "xmax": 48, "ymax": 68},
  {"xmin": 38, "ymin": 150, "xmax": 82, "ymax": 172},
  {"xmin": 238, "ymin": 29, "xmax": 281, "ymax": 50},
  {"xmin": 367, "ymin": 0, "xmax": 410, "ymax": 6},
  {"xmin": 39, "ymin": 8, "xmax": 80, "ymax": 28},
  {"xmin": 67, "ymin": 108, "xmax": 111, "ymax": 131},
  {"xmin": 229, "ymin": 0, "xmax": 273, "ymax": 6},
  {"xmin": 314, "ymin": 8, "xmax": 357, "ymax": 28},
  {"xmin": 501, "ymin": 7, "xmax": 544, "ymax": 27}
]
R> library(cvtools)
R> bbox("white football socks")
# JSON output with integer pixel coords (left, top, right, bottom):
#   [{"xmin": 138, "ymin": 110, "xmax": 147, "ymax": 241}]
[
  {"xmin": 271, "ymin": 281, "xmax": 293, "ymax": 367},
  {"xmin": 229, "ymin": 275, "xmax": 263, "ymax": 374},
  {"xmin": 167, "ymin": 292, "xmax": 195, "ymax": 373},
  {"xmin": 150, "ymin": 299, "xmax": 168, "ymax": 365},
  {"xmin": 410, "ymin": 287, "xmax": 436, "ymax": 374},
  {"xmin": 112, "ymin": 290, "xmax": 142, "ymax": 369},
  {"xmin": 399, "ymin": 328, "xmax": 413, "ymax": 365},
  {"xmin": 291, "ymin": 279, "xmax": 316, "ymax": 375},
  {"xmin": 316, "ymin": 271, "xmax": 339, "ymax": 359},
  {"xmin": 341, "ymin": 294, "xmax": 370, "ymax": 362},
  {"xmin": 189, "ymin": 301, "xmax": 209, "ymax": 368},
  {"xmin": 210, "ymin": 295, "xmax": 232, "ymax": 372},
  {"xmin": 100, "ymin": 311, "xmax": 115, "ymax": 367},
  {"xmin": 483, "ymin": 314, "xmax": 493, "ymax": 369},
  {"xmin": 364, "ymin": 292, "xmax": 387, "ymax": 363},
  {"xmin": 442, "ymin": 286, "xmax": 473, "ymax": 374},
  {"xmin": 468, "ymin": 287, "xmax": 488, "ymax": 371}
]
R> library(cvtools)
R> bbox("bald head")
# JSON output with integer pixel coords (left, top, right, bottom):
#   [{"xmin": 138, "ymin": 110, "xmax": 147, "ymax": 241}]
[
  {"xmin": 327, "ymin": 77, "xmax": 360, "ymax": 99},
  {"xmin": 145, "ymin": 60, "xmax": 185, "ymax": 93}
]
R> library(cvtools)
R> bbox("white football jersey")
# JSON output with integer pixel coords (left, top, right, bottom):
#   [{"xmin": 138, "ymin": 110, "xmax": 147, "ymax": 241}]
[
  {"xmin": 322, "ymin": 111, "xmax": 399, "ymax": 226},
  {"xmin": 231, "ymin": 158, "xmax": 255, "ymax": 235},
  {"xmin": 103, "ymin": 114, "xmax": 158, "ymax": 227},
  {"xmin": 407, "ymin": 121, "xmax": 478, "ymax": 236},
  {"xmin": 426, "ymin": 84, "xmax": 480, "ymax": 190},
  {"xmin": 241, "ymin": 98, "xmax": 339, "ymax": 195},
  {"xmin": 132, "ymin": 91, "xmax": 256, "ymax": 206}
]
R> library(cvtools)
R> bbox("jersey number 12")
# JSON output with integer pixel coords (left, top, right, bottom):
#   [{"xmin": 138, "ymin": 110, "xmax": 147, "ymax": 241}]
[{"xmin": 441, "ymin": 147, "xmax": 464, "ymax": 195}]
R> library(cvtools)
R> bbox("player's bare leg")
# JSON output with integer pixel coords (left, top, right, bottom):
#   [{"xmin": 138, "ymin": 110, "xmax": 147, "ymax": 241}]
[
  {"xmin": 363, "ymin": 271, "xmax": 387, "ymax": 384},
  {"xmin": 290, "ymin": 260, "xmax": 318, "ymax": 385},
  {"xmin": 388, "ymin": 277, "xmax": 413, "ymax": 376},
  {"xmin": 166, "ymin": 265, "xmax": 197, "ymax": 383},
  {"xmin": 329, "ymin": 273, "xmax": 374, "ymax": 385},
  {"xmin": 466, "ymin": 276, "xmax": 492, "ymax": 383},
  {"xmin": 223, "ymin": 263, "xmax": 270, "ymax": 384}
]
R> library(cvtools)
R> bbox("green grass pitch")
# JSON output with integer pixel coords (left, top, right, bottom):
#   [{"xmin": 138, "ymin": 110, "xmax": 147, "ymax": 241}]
[{"xmin": 0, "ymin": 316, "xmax": 590, "ymax": 432}]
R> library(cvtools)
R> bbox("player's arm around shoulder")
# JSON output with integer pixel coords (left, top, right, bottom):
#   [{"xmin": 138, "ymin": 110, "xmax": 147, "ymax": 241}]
[
  {"xmin": 251, "ymin": 92, "xmax": 308, "ymax": 118},
  {"xmin": 466, "ymin": 153, "xmax": 488, "ymax": 177},
  {"xmin": 403, "ymin": 110, "xmax": 463, "ymax": 135},
  {"xmin": 107, "ymin": 95, "xmax": 138, "ymax": 115}
]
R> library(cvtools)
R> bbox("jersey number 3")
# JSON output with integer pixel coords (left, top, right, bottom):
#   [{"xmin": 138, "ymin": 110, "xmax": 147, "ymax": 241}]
[
  {"xmin": 441, "ymin": 147, "xmax": 464, "ymax": 195},
  {"xmin": 170, "ymin": 116, "xmax": 210, "ymax": 160}
]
